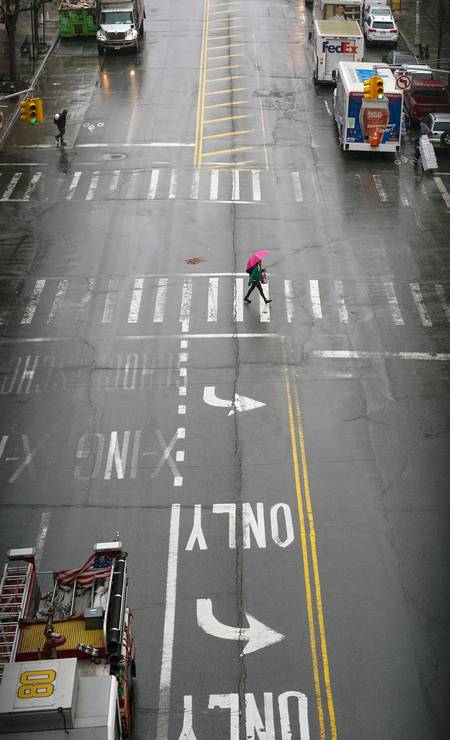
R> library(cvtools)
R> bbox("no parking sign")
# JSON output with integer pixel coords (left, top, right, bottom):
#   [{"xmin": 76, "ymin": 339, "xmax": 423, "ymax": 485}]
[{"xmin": 396, "ymin": 74, "xmax": 412, "ymax": 91}]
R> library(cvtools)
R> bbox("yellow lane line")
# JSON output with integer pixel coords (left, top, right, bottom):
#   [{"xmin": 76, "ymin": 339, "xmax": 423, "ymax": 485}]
[
  {"xmin": 206, "ymin": 75, "xmax": 245, "ymax": 83},
  {"xmin": 208, "ymin": 23, "xmax": 244, "ymax": 29},
  {"xmin": 283, "ymin": 360, "xmax": 326, "ymax": 739},
  {"xmin": 194, "ymin": 0, "xmax": 209, "ymax": 168},
  {"xmin": 210, "ymin": 1, "xmax": 242, "ymax": 6},
  {"xmin": 293, "ymin": 383, "xmax": 337, "ymax": 739},
  {"xmin": 204, "ymin": 100, "xmax": 248, "ymax": 108},
  {"xmin": 198, "ymin": 0, "xmax": 211, "ymax": 168},
  {"xmin": 205, "ymin": 87, "xmax": 247, "ymax": 96},
  {"xmin": 208, "ymin": 33, "xmax": 242, "ymax": 39},
  {"xmin": 204, "ymin": 113, "xmax": 251, "ymax": 123},
  {"xmin": 207, "ymin": 64, "xmax": 243, "ymax": 71},
  {"xmin": 206, "ymin": 160, "xmax": 257, "ymax": 167},
  {"xmin": 202, "ymin": 146, "xmax": 253, "ymax": 157},
  {"xmin": 203, "ymin": 129, "xmax": 254, "ymax": 140},
  {"xmin": 208, "ymin": 42, "xmax": 245, "ymax": 49},
  {"xmin": 210, "ymin": 8, "xmax": 241, "ymax": 14},
  {"xmin": 208, "ymin": 53, "xmax": 244, "ymax": 60}
]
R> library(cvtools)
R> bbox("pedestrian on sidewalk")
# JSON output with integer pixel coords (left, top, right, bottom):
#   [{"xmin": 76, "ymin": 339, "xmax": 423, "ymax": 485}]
[
  {"xmin": 54, "ymin": 109, "xmax": 68, "ymax": 146},
  {"xmin": 244, "ymin": 260, "xmax": 271, "ymax": 305}
]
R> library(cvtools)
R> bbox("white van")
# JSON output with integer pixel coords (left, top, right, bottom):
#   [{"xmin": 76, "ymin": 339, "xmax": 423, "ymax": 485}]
[{"xmin": 312, "ymin": 19, "xmax": 364, "ymax": 83}]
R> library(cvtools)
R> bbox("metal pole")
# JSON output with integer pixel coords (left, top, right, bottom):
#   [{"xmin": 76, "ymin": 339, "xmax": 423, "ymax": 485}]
[{"xmin": 414, "ymin": 0, "xmax": 421, "ymax": 47}]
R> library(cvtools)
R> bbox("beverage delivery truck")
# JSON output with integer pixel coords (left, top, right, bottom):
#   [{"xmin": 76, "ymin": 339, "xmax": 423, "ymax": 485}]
[
  {"xmin": 333, "ymin": 61, "xmax": 403, "ymax": 151},
  {"xmin": 312, "ymin": 19, "xmax": 364, "ymax": 83}
]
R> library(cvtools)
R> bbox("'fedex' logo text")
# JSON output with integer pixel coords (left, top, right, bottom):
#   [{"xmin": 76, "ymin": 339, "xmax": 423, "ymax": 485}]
[{"xmin": 322, "ymin": 40, "xmax": 359, "ymax": 54}]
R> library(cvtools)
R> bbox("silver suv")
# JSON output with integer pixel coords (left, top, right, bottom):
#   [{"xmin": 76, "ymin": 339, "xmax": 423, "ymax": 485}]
[{"xmin": 421, "ymin": 113, "xmax": 450, "ymax": 149}]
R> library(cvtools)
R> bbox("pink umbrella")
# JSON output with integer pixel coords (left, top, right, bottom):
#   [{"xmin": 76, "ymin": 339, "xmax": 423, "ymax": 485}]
[{"xmin": 246, "ymin": 250, "xmax": 271, "ymax": 271}]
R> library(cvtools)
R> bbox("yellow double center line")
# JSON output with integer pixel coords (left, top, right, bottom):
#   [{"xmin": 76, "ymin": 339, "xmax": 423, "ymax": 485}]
[
  {"xmin": 283, "ymin": 341, "xmax": 337, "ymax": 739},
  {"xmin": 194, "ymin": 0, "xmax": 210, "ymax": 168}
]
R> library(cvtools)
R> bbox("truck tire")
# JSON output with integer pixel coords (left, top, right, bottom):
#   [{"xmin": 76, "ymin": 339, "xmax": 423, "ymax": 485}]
[
  {"xmin": 441, "ymin": 131, "xmax": 450, "ymax": 148},
  {"xmin": 97, "ymin": 45, "xmax": 104, "ymax": 56}
]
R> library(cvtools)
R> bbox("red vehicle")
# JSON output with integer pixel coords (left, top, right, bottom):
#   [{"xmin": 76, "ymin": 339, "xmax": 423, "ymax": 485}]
[
  {"xmin": 0, "ymin": 540, "xmax": 136, "ymax": 739},
  {"xmin": 403, "ymin": 79, "xmax": 450, "ymax": 123}
]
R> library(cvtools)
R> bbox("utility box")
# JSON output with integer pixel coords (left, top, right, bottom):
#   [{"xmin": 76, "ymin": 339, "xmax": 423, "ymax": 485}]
[{"xmin": 59, "ymin": 1, "xmax": 97, "ymax": 38}]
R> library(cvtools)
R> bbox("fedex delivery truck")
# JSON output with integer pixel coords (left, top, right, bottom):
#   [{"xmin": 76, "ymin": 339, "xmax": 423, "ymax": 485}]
[
  {"xmin": 312, "ymin": 20, "xmax": 364, "ymax": 82},
  {"xmin": 333, "ymin": 61, "xmax": 402, "ymax": 151},
  {"xmin": 314, "ymin": 0, "xmax": 363, "ymax": 23}
]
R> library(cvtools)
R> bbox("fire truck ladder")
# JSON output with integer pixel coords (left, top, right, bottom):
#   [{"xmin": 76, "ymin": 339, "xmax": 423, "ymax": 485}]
[{"xmin": 0, "ymin": 561, "xmax": 33, "ymax": 680}]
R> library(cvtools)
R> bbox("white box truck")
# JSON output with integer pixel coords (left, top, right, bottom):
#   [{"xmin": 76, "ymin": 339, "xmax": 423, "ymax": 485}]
[
  {"xmin": 96, "ymin": 0, "xmax": 145, "ymax": 55},
  {"xmin": 312, "ymin": 19, "xmax": 364, "ymax": 83},
  {"xmin": 333, "ymin": 61, "xmax": 402, "ymax": 151}
]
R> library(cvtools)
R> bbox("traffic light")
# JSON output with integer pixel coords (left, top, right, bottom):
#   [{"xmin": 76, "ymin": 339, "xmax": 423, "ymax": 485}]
[
  {"xmin": 28, "ymin": 99, "xmax": 39, "ymax": 125},
  {"xmin": 363, "ymin": 78, "xmax": 373, "ymax": 100},
  {"xmin": 19, "ymin": 100, "xmax": 30, "ymax": 123},
  {"xmin": 373, "ymin": 76, "xmax": 384, "ymax": 100}
]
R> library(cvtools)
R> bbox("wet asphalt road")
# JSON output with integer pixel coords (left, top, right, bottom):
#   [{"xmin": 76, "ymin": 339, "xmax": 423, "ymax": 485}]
[{"xmin": 1, "ymin": 1, "xmax": 450, "ymax": 738}]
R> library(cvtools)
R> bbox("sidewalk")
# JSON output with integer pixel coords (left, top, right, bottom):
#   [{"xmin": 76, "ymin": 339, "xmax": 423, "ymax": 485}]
[
  {"xmin": 0, "ymin": 2, "xmax": 60, "ymax": 146},
  {"xmin": 393, "ymin": 0, "xmax": 450, "ymax": 72}
]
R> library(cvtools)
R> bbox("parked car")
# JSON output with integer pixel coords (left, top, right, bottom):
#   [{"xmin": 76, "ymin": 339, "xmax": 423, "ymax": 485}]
[
  {"xmin": 421, "ymin": 113, "xmax": 450, "ymax": 148},
  {"xmin": 404, "ymin": 79, "xmax": 450, "ymax": 123},
  {"xmin": 382, "ymin": 50, "xmax": 418, "ymax": 68},
  {"xmin": 363, "ymin": 5, "xmax": 398, "ymax": 46},
  {"xmin": 399, "ymin": 63, "xmax": 433, "ymax": 81}
]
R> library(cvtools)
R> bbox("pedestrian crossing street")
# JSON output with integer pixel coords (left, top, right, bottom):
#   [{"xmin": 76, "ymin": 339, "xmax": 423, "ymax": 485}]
[
  {"xmin": 0, "ymin": 165, "xmax": 446, "ymax": 206},
  {"xmin": 1, "ymin": 274, "xmax": 450, "ymax": 335}
]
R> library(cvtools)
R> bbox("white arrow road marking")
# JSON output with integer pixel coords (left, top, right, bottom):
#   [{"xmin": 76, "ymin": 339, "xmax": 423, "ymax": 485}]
[
  {"xmin": 197, "ymin": 598, "xmax": 284, "ymax": 655},
  {"xmin": 203, "ymin": 386, "xmax": 266, "ymax": 415}
]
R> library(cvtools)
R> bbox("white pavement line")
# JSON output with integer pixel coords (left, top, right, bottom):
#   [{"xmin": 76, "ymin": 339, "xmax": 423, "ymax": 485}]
[
  {"xmin": 284, "ymin": 279, "xmax": 294, "ymax": 323},
  {"xmin": 75, "ymin": 142, "xmax": 195, "ymax": 148},
  {"xmin": 311, "ymin": 350, "xmax": 450, "ymax": 361},
  {"xmin": 20, "ymin": 279, "xmax": 46, "ymax": 324},
  {"xmin": 210, "ymin": 169, "xmax": 219, "ymax": 200},
  {"xmin": 1, "ymin": 172, "xmax": 22, "ymax": 200},
  {"xmin": 47, "ymin": 279, "xmax": 68, "ymax": 324},
  {"xmin": 383, "ymin": 282, "xmax": 404, "ymax": 325},
  {"xmin": 409, "ymin": 283, "xmax": 432, "ymax": 327},
  {"xmin": 0, "ymin": 332, "xmax": 281, "ymax": 344},
  {"xmin": 128, "ymin": 278, "xmax": 144, "ymax": 323},
  {"xmin": 311, "ymin": 170, "xmax": 322, "ymax": 204},
  {"xmin": 292, "ymin": 171, "xmax": 303, "ymax": 202},
  {"xmin": 0, "ymin": 279, "xmax": 19, "ymax": 326},
  {"xmin": 66, "ymin": 171, "xmax": 82, "ymax": 200},
  {"xmin": 372, "ymin": 174, "xmax": 388, "ymax": 203},
  {"xmin": 109, "ymin": 170, "xmax": 120, "ymax": 195},
  {"xmin": 232, "ymin": 169, "xmax": 240, "ymax": 201},
  {"xmin": 178, "ymin": 405, "xmax": 186, "ymax": 415},
  {"xmin": 22, "ymin": 172, "xmax": 42, "ymax": 201},
  {"xmin": 154, "ymin": 278, "xmax": 168, "ymax": 322},
  {"xmin": 156, "ymin": 503, "xmax": 181, "ymax": 740},
  {"xmin": 169, "ymin": 169, "xmax": 178, "ymax": 199},
  {"xmin": 80, "ymin": 277, "xmax": 95, "ymax": 316},
  {"xmin": 191, "ymin": 169, "xmax": 200, "ymax": 199},
  {"xmin": 126, "ymin": 169, "xmax": 140, "ymax": 199},
  {"xmin": 102, "ymin": 278, "xmax": 119, "ymax": 323},
  {"xmin": 34, "ymin": 512, "xmax": 51, "ymax": 570},
  {"xmin": 147, "ymin": 169, "xmax": 160, "ymax": 199},
  {"xmin": 399, "ymin": 181, "xmax": 410, "ymax": 207},
  {"xmin": 309, "ymin": 279, "xmax": 323, "ymax": 319},
  {"xmin": 433, "ymin": 176, "xmax": 450, "ymax": 208},
  {"xmin": 334, "ymin": 280, "xmax": 349, "ymax": 323},
  {"xmin": 435, "ymin": 284, "xmax": 450, "ymax": 322},
  {"xmin": 207, "ymin": 277, "xmax": 219, "ymax": 321},
  {"xmin": 260, "ymin": 284, "xmax": 270, "ymax": 322},
  {"xmin": 252, "ymin": 169, "xmax": 261, "ymax": 201},
  {"xmin": 233, "ymin": 278, "xmax": 243, "ymax": 321},
  {"xmin": 324, "ymin": 100, "xmax": 332, "ymax": 116},
  {"xmin": 86, "ymin": 171, "xmax": 100, "ymax": 200},
  {"xmin": 180, "ymin": 279, "xmax": 192, "ymax": 332}
]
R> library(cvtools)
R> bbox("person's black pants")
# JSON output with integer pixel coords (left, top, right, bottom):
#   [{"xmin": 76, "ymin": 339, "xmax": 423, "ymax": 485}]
[{"xmin": 245, "ymin": 280, "xmax": 267, "ymax": 301}]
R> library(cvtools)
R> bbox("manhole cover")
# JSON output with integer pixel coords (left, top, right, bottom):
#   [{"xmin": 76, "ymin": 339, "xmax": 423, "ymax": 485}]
[
  {"xmin": 184, "ymin": 257, "xmax": 206, "ymax": 265},
  {"xmin": 104, "ymin": 153, "xmax": 126, "ymax": 160}
]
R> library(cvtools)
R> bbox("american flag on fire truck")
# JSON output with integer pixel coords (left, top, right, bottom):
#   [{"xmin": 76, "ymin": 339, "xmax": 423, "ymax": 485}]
[{"xmin": 54, "ymin": 553, "xmax": 113, "ymax": 587}]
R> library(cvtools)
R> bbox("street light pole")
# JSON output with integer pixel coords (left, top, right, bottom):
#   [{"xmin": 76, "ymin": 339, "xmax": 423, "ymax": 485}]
[{"xmin": 414, "ymin": 0, "xmax": 421, "ymax": 47}]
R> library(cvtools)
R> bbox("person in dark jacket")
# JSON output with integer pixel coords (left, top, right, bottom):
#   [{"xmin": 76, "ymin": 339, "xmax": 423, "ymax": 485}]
[
  {"xmin": 244, "ymin": 260, "xmax": 272, "ymax": 304},
  {"xmin": 54, "ymin": 109, "xmax": 68, "ymax": 146}
]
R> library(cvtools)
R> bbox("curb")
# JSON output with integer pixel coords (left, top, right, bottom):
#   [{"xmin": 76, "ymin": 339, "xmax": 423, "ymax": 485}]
[{"xmin": 0, "ymin": 35, "xmax": 60, "ymax": 149}]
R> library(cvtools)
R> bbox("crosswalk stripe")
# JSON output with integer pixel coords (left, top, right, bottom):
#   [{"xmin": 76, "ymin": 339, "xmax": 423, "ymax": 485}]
[
  {"xmin": 153, "ymin": 277, "xmax": 168, "ymax": 322},
  {"xmin": 126, "ymin": 170, "xmax": 140, "ymax": 199},
  {"xmin": 47, "ymin": 279, "xmax": 68, "ymax": 323},
  {"xmin": 292, "ymin": 171, "xmax": 303, "ymax": 202},
  {"xmin": 169, "ymin": 169, "xmax": 178, "ymax": 199},
  {"xmin": 232, "ymin": 169, "xmax": 240, "ymax": 201},
  {"xmin": 66, "ymin": 171, "xmax": 82, "ymax": 200},
  {"xmin": 22, "ymin": 172, "xmax": 42, "ymax": 201},
  {"xmin": 233, "ymin": 278, "xmax": 243, "ymax": 321},
  {"xmin": 260, "ymin": 284, "xmax": 270, "ymax": 322},
  {"xmin": 180, "ymin": 279, "xmax": 192, "ymax": 332},
  {"xmin": 191, "ymin": 170, "xmax": 200, "ymax": 199},
  {"xmin": 409, "ymin": 283, "xmax": 432, "ymax": 326},
  {"xmin": 210, "ymin": 169, "xmax": 219, "ymax": 200},
  {"xmin": 207, "ymin": 277, "xmax": 219, "ymax": 321},
  {"xmin": 86, "ymin": 171, "xmax": 100, "ymax": 200},
  {"xmin": 435, "ymin": 284, "xmax": 450, "ymax": 322},
  {"xmin": 128, "ymin": 278, "xmax": 144, "ymax": 323},
  {"xmin": 109, "ymin": 170, "xmax": 121, "ymax": 195},
  {"xmin": 383, "ymin": 282, "xmax": 404, "ymax": 325},
  {"xmin": 147, "ymin": 169, "xmax": 160, "ymax": 199},
  {"xmin": 20, "ymin": 279, "xmax": 46, "ymax": 324},
  {"xmin": 252, "ymin": 170, "xmax": 261, "ymax": 201},
  {"xmin": 309, "ymin": 279, "xmax": 323, "ymax": 319},
  {"xmin": 102, "ymin": 278, "xmax": 119, "ymax": 323},
  {"xmin": 284, "ymin": 280, "xmax": 294, "ymax": 323},
  {"xmin": 334, "ymin": 280, "xmax": 349, "ymax": 323},
  {"xmin": 399, "ymin": 182, "xmax": 410, "ymax": 207},
  {"xmin": 372, "ymin": 174, "xmax": 388, "ymax": 203},
  {"xmin": 1, "ymin": 172, "xmax": 22, "ymax": 201}
]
